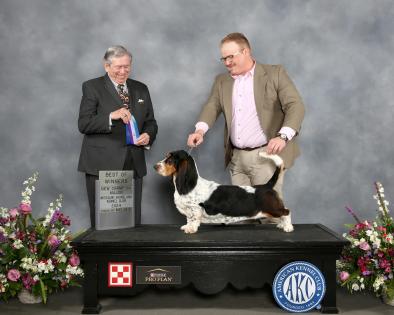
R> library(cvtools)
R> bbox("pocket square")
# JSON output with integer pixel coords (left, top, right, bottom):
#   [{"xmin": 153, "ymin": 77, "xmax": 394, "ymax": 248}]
[{"xmin": 138, "ymin": 99, "xmax": 144, "ymax": 104}]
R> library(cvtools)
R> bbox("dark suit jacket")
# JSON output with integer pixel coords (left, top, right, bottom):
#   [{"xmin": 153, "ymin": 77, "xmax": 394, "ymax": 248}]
[{"xmin": 78, "ymin": 74, "xmax": 158, "ymax": 177}]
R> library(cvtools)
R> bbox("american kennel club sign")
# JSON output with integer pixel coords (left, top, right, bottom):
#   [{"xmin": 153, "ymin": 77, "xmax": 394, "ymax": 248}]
[
  {"xmin": 273, "ymin": 261, "xmax": 326, "ymax": 313},
  {"xmin": 136, "ymin": 266, "xmax": 182, "ymax": 285},
  {"xmin": 95, "ymin": 171, "xmax": 134, "ymax": 230}
]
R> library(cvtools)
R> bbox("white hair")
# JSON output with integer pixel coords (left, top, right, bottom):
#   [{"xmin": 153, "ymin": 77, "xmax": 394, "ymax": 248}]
[{"xmin": 103, "ymin": 45, "xmax": 132, "ymax": 65}]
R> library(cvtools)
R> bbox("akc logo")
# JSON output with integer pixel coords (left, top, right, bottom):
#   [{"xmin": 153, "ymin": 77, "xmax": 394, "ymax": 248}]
[{"xmin": 273, "ymin": 261, "xmax": 326, "ymax": 313}]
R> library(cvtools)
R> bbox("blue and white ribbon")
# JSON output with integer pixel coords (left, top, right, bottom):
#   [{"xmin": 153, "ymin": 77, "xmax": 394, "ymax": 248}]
[{"xmin": 125, "ymin": 115, "xmax": 140, "ymax": 145}]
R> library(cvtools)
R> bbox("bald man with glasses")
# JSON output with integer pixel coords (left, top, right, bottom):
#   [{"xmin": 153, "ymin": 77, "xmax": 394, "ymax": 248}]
[{"xmin": 187, "ymin": 33, "xmax": 305, "ymax": 202}]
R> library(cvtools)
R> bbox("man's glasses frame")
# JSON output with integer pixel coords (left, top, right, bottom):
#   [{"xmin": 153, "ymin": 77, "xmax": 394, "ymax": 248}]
[{"xmin": 220, "ymin": 50, "xmax": 244, "ymax": 63}]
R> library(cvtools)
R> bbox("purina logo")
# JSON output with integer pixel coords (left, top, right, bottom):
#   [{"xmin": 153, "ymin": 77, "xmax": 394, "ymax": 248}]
[
  {"xmin": 136, "ymin": 266, "xmax": 181, "ymax": 284},
  {"xmin": 273, "ymin": 261, "xmax": 326, "ymax": 312}
]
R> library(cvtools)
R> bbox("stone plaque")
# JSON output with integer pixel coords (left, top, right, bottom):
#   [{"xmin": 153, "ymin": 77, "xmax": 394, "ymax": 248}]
[{"xmin": 95, "ymin": 171, "xmax": 134, "ymax": 230}]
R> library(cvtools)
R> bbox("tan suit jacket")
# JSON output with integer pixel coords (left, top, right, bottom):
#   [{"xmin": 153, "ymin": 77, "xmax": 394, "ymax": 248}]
[{"xmin": 198, "ymin": 63, "xmax": 305, "ymax": 169}]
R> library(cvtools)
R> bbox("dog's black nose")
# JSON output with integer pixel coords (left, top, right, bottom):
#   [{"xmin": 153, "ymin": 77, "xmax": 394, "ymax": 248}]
[{"xmin": 153, "ymin": 164, "xmax": 159, "ymax": 171}]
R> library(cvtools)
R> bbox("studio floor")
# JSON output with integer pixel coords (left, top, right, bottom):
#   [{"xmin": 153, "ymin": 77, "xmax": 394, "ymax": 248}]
[{"xmin": 0, "ymin": 286, "xmax": 392, "ymax": 315}]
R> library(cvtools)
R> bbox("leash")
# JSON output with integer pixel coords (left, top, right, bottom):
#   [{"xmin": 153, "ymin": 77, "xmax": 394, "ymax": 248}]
[{"xmin": 187, "ymin": 146, "xmax": 194, "ymax": 155}]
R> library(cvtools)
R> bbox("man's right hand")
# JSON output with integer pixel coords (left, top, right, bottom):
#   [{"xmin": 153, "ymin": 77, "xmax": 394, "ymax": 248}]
[
  {"xmin": 187, "ymin": 130, "xmax": 204, "ymax": 147},
  {"xmin": 110, "ymin": 108, "xmax": 131, "ymax": 124}
]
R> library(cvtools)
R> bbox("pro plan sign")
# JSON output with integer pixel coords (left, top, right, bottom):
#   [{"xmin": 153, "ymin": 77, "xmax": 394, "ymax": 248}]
[
  {"xmin": 273, "ymin": 261, "xmax": 326, "ymax": 312},
  {"xmin": 136, "ymin": 266, "xmax": 181, "ymax": 284}
]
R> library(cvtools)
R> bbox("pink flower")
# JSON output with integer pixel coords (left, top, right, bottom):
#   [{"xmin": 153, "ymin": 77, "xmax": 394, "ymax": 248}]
[
  {"xmin": 9, "ymin": 208, "xmax": 19, "ymax": 218},
  {"xmin": 379, "ymin": 259, "xmax": 390, "ymax": 269},
  {"xmin": 339, "ymin": 271, "xmax": 350, "ymax": 281},
  {"xmin": 7, "ymin": 269, "xmax": 21, "ymax": 282},
  {"xmin": 359, "ymin": 242, "xmax": 370, "ymax": 251},
  {"xmin": 19, "ymin": 203, "xmax": 32, "ymax": 215},
  {"xmin": 48, "ymin": 234, "xmax": 59, "ymax": 247},
  {"xmin": 69, "ymin": 253, "xmax": 80, "ymax": 267},
  {"xmin": 22, "ymin": 273, "xmax": 35, "ymax": 289}
]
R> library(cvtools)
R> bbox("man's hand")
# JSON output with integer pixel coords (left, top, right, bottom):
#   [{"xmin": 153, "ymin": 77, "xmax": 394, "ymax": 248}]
[
  {"xmin": 267, "ymin": 137, "xmax": 286, "ymax": 154},
  {"xmin": 187, "ymin": 130, "xmax": 204, "ymax": 147},
  {"xmin": 110, "ymin": 108, "xmax": 131, "ymax": 124},
  {"xmin": 136, "ymin": 133, "xmax": 150, "ymax": 146}
]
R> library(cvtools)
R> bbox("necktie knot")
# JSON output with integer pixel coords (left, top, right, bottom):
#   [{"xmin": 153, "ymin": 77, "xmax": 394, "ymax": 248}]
[{"xmin": 117, "ymin": 84, "xmax": 125, "ymax": 93}]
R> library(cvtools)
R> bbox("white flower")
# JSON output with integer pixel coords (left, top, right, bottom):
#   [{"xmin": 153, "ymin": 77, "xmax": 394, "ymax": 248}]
[
  {"xmin": 66, "ymin": 265, "xmax": 84, "ymax": 276},
  {"xmin": 352, "ymin": 283, "xmax": 360, "ymax": 291},
  {"xmin": 373, "ymin": 275, "xmax": 385, "ymax": 292},
  {"xmin": 13, "ymin": 239, "xmax": 24, "ymax": 249},
  {"xmin": 33, "ymin": 275, "xmax": 40, "ymax": 282}
]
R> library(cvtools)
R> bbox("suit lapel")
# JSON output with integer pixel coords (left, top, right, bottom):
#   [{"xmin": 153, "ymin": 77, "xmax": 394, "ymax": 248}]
[
  {"xmin": 253, "ymin": 64, "xmax": 268, "ymax": 128},
  {"xmin": 104, "ymin": 74, "xmax": 123, "ymax": 108},
  {"xmin": 126, "ymin": 79, "xmax": 137, "ymax": 115},
  {"xmin": 222, "ymin": 76, "xmax": 234, "ymax": 129}
]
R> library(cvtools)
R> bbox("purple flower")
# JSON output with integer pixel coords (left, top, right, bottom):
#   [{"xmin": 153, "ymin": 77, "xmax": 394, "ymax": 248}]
[
  {"xmin": 49, "ymin": 209, "xmax": 61, "ymax": 225},
  {"xmin": 0, "ymin": 232, "xmax": 7, "ymax": 243},
  {"xmin": 362, "ymin": 270, "xmax": 372, "ymax": 276},
  {"xmin": 345, "ymin": 206, "xmax": 361, "ymax": 223},
  {"xmin": 19, "ymin": 203, "xmax": 32, "ymax": 215},
  {"xmin": 48, "ymin": 234, "xmax": 60, "ymax": 247},
  {"xmin": 339, "ymin": 271, "xmax": 350, "ymax": 281},
  {"xmin": 0, "ymin": 217, "xmax": 9, "ymax": 225},
  {"xmin": 7, "ymin": 269, "xmax": 21, "ymax": 282}
]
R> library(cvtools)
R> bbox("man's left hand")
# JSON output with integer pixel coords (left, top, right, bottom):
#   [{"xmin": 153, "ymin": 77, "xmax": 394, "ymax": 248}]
[
  {"xmin": 267, "ymin": 137, "xmax": 286, "ymax": 154},
  {"xmin": 136, "ymin": 133, "xmax": 150, "ymax": 146}
]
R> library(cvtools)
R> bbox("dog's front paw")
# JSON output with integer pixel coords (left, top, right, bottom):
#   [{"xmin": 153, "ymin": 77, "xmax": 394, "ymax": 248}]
[
  {"xmin": 278, "ymin": 223, "xmax": 294, "ymax": 232},
  {"xmin": 180, "ymin": 224, "xmax": 198, "ymax": 234}
]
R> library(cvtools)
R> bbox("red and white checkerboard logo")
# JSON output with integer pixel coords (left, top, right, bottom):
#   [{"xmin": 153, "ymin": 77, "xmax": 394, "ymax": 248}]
[{"xmin": 108, "ymin": 262, "xmax": 133, "ymax": 287}]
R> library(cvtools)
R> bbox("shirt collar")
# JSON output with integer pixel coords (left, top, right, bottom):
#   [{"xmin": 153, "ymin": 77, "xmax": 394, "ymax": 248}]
[{"xmin": 109, "ymin": 76, "xmax": 128, "ymax": 92}]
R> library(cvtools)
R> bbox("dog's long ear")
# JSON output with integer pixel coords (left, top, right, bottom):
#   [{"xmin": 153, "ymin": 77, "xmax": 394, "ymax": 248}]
[{"xmin": 175, "ymin": 155, "xmax": 198, "ymax": 195}]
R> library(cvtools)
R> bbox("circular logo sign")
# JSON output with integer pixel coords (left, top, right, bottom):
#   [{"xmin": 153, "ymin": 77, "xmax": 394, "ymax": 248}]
[{"xmin": 273, "ymin": 261, "xmax": 326, "ymax": 312}]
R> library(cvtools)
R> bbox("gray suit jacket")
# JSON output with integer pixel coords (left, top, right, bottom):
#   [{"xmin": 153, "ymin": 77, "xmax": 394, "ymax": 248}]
[
  {"xmin": 199, "ymin": 63, "xmax": 305, "ymax": 168},
  {"xmin": 78, "ymin": 74, "xmax": 158, "ymax": 177}
]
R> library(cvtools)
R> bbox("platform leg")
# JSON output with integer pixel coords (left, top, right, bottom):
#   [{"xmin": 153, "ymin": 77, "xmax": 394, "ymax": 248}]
[
  {"xmin": 82, "ymin": 260, "xmax": 102, "ymax": 314},
  {"xmin": 320, "ymin": 259, "xmax": 339, "ymax": 313}
]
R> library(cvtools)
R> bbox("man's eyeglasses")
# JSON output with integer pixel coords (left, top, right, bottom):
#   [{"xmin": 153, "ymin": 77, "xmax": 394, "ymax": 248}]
[{"xmin": 220, "ymin": 50, "xmax": 243, "ymax": 63}]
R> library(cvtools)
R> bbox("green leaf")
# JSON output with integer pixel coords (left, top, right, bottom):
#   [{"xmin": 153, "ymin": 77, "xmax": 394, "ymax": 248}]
[{"xmin": 39, "ymin": 279, "xmax": 47, "ymax": 304}]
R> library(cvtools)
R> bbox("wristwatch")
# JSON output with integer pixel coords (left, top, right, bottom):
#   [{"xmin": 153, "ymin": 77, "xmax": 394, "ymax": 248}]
[{"xmin": 277, "ymin": 133, "xmax": 288, "ymax": 142}]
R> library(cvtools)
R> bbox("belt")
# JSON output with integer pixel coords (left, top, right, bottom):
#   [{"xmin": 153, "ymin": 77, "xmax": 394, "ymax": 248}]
[{"xmin": 232, "ymin": 143, "xmax": 267, "ymax": 151}]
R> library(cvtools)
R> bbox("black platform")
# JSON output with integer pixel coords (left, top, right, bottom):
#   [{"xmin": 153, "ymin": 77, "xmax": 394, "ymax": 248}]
[{"xmin": 71, "ymin": 224, "xmax": 348, "ymax": 314}]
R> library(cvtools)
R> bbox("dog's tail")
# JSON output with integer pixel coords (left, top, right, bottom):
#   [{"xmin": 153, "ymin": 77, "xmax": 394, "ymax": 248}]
[{"xmin": 258, "ymin": 151, "xmax": 284, "ymax": 188}]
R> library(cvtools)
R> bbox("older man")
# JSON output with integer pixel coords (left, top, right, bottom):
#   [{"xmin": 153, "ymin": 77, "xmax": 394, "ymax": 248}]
[
  {"xmin": 78, "ymin": 45, "xmax": 158, "ymax": 228},
  {"xmin": 187, "ymin": 33, "xmax": 304, "ymax": 199}
]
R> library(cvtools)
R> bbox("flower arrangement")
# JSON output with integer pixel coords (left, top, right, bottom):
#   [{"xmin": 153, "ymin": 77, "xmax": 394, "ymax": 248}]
[
  {"xmin": 0, "ymin": 173, "xmax": 83, "ymax": 303},
  {"xmin": 337, "ymin": 182, "xmax": 394, "ymax": 301}
]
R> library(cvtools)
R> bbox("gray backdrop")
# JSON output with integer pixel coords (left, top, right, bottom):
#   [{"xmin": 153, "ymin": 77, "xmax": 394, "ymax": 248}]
[{"xmin": 1, "ymin": 0, "xmax": 393, "ymax": 235}]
